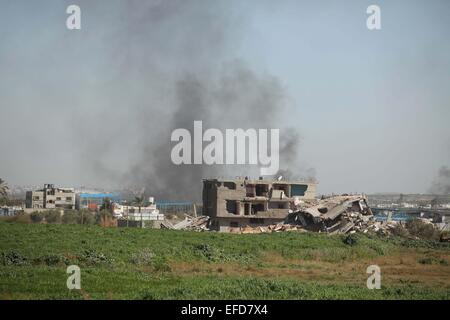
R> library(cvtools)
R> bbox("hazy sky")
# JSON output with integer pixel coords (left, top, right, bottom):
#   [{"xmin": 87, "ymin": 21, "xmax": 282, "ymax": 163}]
[{"xmin": 0, "ymin": 0, "xmax": 449, "ymax": 196}]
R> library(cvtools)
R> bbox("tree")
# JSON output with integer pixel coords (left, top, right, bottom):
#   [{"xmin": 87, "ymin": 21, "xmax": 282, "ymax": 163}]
[
  {"xmin": 30, "ymin": 211, "xmax": 45, "ymax": 223},
  {"xmin": 100, "ymin": 197, "xmax": 113, "ymax": 213},
  {"xmin": 0, "ymin": 178, "xmax": 8, "ymax": 205},
  {"xmin": 95, "ymin": 209, "xmax": 114, "ymax": 227},
  {"xmin": 133, "ymin": 196, "xmax": 145, "ymax": 228},
  {"xmin": 45, "ymin": 210, "xmax": 62, "ymax": 224},
  {"xmin": 131, "ymin": 187, "xmax": 145, "ymax": 228},
  {"xmin": 61, "ymin": 210, "xmax": 79, "ymax": 224},
  {"xmin": 78, "ymin": 209, "xmax": 95, "ymax": 225}
]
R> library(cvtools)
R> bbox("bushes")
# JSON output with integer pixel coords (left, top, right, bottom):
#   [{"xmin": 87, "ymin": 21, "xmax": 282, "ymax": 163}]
[
  {"xmin": 1, "ymin": 251, "xmax": 28, "ymax": 266},
  {"xmin": 30, "ymin": 211, "xmax": 63, "ymax": 224},
  {"xmin": 192, "ymin": 243, "xmax": 254, "ymax": 264},
  {"xmin": 44, "ymin": 210, "xmax": 62, "ymax": 224},
  {"xmin": 30, "ymin": 212, "xmax": 45, "ymax": 223},
  {"xmin": 130, "ymin": 248, "xmax": 171, "ymax": 271},
  {"xmin": 391, "ymin": 224, "xmax": 410, "ymax": 238},
  {"xmin": 81, "ymin": 249, "xmax": 113, "ymax": 266},
  {"xmin": 405, "ymin": 220, "xmax": 441, "ymax": 241},
  {"xmin": 152, "ymin": 256, "xmax": 172, "ymax": 272},
  {"xmin": 387, "ymin": 220, "xmax": 442, "ymax": 241},
  {"xmin": 130, "ymin": 248, "xmax": 155, "ymax": 266},
  {"xmin": 62, "ymin": 210, "xmax": 79, "ymax": 224},
  {"xmin": 28, "ymin": 210, "xmax": 96, "ymax": 225},
  {"xmin": 95, "ymin": 210, "xmax": 115, "ymax": 226},
  {"xmin": 418, "ymin": 257, "xmax": 448, "ymax": 265},
  {"xmin": 34, "ymin": 254, "xmax": 69, "ymax": 266},
  {"xmin": 78, "ymin": 210, "xmax": 95, "ymax": 225},
  {"xmin": 342, "ymin": 234, "xmax": 358, "ymax": 246}
]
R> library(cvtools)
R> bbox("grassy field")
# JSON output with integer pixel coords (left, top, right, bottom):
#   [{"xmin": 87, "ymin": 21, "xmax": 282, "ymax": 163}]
[{"xmin": 1, "ymin": 221, "xmax": 450, "ymax": 299}]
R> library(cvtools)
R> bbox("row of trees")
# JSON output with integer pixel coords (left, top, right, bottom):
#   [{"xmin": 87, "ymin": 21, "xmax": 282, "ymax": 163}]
[
  {"xmin": 0, "ymin": 178, "xmax": 8, "ymax": 205},
  {"xmin": 29, "ymin": 209, "xmax": 113, "ymax": 225}
]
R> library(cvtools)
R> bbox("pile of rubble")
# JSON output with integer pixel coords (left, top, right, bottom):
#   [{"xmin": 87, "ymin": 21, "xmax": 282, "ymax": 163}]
[
  {"xmin": 161, "ymin": 195, "xmax": 404, "ymax": 235},
  {"xmin": 161, "ymin": 215, "xmax": 210, "ymax": 232},
  {"xmin": 287, "ymin": 194, "xmax": 377, "ymax": 234},
  {"xmin": 229, "ymin": 194, "xmax": 399, "ymax": 235}
]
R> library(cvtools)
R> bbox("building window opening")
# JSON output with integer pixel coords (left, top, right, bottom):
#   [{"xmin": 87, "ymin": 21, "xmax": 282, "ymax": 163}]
[
  {"xmin": 244, "ymin": 203, "xmax": 250, "ymax": 215},
  {"xmin": 291, "ymin": 184, "xmax": 308, "ymax": 197},
  {"xmin": 251, "ymin": 203, "xmax": 265, "ymax": 215},
  {"xmin": 224, "ymin": 182, "xmax": 236, "ymax": 190},
  {"xmin": 226, "ymin": 200, "xmax": 237, "ymax": 214},
  {"xmin": 255, "ymin": 184, "xmax": 269, "ymax": 197},
  {"xmin": 246, "ymin": 184, "xmax": 256, "ymax": 197}
]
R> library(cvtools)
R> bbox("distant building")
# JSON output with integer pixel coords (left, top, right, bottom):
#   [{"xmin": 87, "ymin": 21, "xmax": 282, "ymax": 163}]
[
  {"xmin": 76, "ymin": 193, "xmax": 120, "ymax": 210},
  {"xmin": 114, "ymin": 197, "xmax": 164, "ymax": 228},
  {"xmin": 203, "ymin": 178, "xmax": 317, "ymax": 232},
  {"xmin": 0, "ymin": 206, "xmax": 22, "ymax": 216},
  {"xmin": 25, "ymin": 184, "xmax": 75, "ymax": 210},
  {"xmin": 113, "ymin": 197, "xmax": 164, "ymax": 221}
]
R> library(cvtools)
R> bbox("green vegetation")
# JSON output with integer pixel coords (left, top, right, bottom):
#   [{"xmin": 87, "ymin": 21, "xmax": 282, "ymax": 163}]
[
  {"xmin": 0, "ymin": 222, "xmax": 449, "ymax": 299},
  {"xmin": 0, "ymin": 178, "xmax": 8, "ymax": 205},
  {"xmin": 5, "ymin": 210, "xmax": 99, "ymax": 226}
]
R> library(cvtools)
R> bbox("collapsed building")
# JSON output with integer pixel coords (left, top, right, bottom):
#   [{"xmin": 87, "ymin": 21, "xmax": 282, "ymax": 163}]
[
  {"xmin": 202, "ymin": 178, "xmax": 316, "ymax": 232},
  {"xmin": 200, "ymin": 177, "xmax": 383, "ymax": 234},
  {"xmin": 287, "ymin": 194, "xmax": 374, "ymax": 234}
]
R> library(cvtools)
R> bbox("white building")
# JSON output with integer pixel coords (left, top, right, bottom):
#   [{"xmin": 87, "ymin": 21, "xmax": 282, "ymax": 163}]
[{"xmin": 113, "ymin": 197, "xmax": 164, "ymax": 221}]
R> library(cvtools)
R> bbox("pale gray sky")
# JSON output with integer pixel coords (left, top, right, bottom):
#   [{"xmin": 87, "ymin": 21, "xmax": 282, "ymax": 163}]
[{"xmin": 0, "ymin": 0, "xmax": 449, "ymax": 197}]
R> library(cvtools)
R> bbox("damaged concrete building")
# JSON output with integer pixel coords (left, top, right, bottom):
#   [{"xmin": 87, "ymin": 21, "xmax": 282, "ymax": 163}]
[
  {"xmin": 203, "ymin": 178, "xmax": 316, "ymax": 232},
  {"xmin": 287, "ymin": 195, "xmax": 374, "ymax": 234},
  {"xmin": 25, "ymin": 184, "xmax": 75, "ymax": 210}
]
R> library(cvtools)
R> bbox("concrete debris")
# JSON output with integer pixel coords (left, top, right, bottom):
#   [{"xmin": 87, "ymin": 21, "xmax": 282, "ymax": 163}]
[
  {"xmin": 160, "ymin": 220, "xmax": 175, "ymax": 230},
  {"xmin": 225, "ymin": 194, "xmax": 401, "ymax": 235},
  {"xmin": 173, "ymin": 218, "xmax": 195, "ymax": 230},
  {"xmin": 285, "ymin": 194, "xmax": 381, "ymax": 234},
  {"xmin": 162, "ymin": 195, "xmax": 413, "ymax": 235},
  {"xmin": 440, "ymin": 233, "xmax": 450, "ymax": 243},
  {"xmin": 186, "ymin": 216, "xmax": 210, "ymax": 231},
  {"xmin": 436, "ymin": 222, "xmax": 450, "ymax": 232},
  {"xmin": 162, "ymin": 215, "xmax": 210, "ymax": 232}
]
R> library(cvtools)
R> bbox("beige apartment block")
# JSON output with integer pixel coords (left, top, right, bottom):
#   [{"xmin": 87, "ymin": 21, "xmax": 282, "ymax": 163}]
[{"xmin": 26, "ymin": 184, "xmax": 75, "ymax": 210}]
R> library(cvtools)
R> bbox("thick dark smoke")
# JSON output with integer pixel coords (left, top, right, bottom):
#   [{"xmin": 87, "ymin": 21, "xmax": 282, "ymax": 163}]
[
  {"xmin": 429, "ymin": 166, "xmax": 450, "ymax": 195},
  {"xmin": 274, "ymin": 128, "xmax": 316, "ymax": 183},
  {"xmin": 71, "ymin": 0, "xmax": 311, "ymax": 201},
  {"xmin": 126, "ymin": 62, "xmax": 308, "ymax": 201}
]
